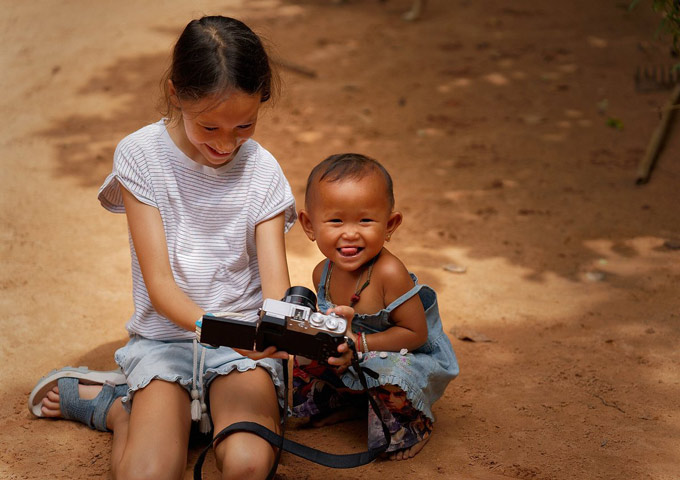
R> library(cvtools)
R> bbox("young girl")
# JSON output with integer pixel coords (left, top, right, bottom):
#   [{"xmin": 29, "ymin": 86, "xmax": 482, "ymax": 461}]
[
  {"xmin": 28, "ymin": 16, "xmax": 295, "ymax": 479},
  {"xmin": 294, "ymin": 153, "xmax": 459, "ymax": 460}
]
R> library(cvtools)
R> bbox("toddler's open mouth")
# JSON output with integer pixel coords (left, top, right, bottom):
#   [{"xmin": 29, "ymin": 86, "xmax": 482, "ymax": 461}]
[{"xmin": 338, "ymin": 247, "xmax": 363, "ymax": 257}]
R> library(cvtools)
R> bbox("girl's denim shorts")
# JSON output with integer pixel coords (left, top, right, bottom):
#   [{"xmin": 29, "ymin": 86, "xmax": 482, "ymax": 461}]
[{"xmin": 114, "ymin": 335, "xmax": 285, "ymax": 412}]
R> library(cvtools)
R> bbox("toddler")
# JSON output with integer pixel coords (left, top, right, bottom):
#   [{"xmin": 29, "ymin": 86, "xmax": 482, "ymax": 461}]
[{"xmin": 294, "ymin": 153, "xmax": 459, "ymax": 460}]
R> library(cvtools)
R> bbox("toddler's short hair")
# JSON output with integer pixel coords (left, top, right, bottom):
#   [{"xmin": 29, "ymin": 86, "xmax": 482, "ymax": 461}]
[{"xmin": 305, "ymin": 153, "xmax": 395, "ymax": 209}]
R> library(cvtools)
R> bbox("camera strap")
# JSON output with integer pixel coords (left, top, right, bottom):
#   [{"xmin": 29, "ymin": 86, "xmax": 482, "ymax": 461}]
[{"xmin": 193, "ymin": 340, "xmax": 392, "ymax": 479}]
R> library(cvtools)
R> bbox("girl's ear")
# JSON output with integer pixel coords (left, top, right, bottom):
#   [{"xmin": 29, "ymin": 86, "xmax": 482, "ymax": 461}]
[
  {"xmin": 167, "ymin": 79, "xmax": 180, "ymax": 108},
  {"xmin": 298, "ymin": 209, "xmax": 316, "ymax": 241},
  {"xmin": 385, "ymin": 211, "xmax": 403, "ymax": 241}
]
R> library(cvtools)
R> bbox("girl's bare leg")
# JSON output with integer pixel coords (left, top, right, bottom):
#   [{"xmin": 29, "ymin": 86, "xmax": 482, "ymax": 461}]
[
  {"xmin": 115, "ymin": 380, "xmax": 192, "ymax": 480},
  {"xmin": 209, "ymin": 367, "xmax": 281, "ymax": 480},
  {"xmin": 41, "ymin": 380, "xmax": 191, "ymax": 480}
]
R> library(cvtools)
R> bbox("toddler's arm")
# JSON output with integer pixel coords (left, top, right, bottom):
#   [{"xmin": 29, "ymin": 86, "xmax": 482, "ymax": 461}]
[{"xmin": 362, "ymin": 256, "xmax": 428, "ymax": 353}]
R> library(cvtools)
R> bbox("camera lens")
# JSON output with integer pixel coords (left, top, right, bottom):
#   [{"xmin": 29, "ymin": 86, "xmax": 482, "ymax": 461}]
[{"xmin": 283, "ymin": 286, "xmax": 317, "ymax": 310}]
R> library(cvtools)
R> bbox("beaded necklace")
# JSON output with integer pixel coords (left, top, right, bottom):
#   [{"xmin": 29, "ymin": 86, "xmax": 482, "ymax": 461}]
[{"xmin": 324, "ymin": 251, "xmax": 381, "ymax": 308}]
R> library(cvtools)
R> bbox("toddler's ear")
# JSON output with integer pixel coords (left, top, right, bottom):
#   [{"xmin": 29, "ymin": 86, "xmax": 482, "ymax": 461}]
[
  {"xmin": 385, "ymin": 211, "xmax": 403, "ymax": 241},
  {"xmin": 298, "ymin": 209, "xmax": 316, "ymax": 241}
]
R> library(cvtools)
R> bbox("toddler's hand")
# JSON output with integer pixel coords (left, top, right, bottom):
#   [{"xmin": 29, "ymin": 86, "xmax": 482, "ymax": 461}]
[
  {"xmin": 326, "ymin": 341, "xmax": 353, "ymax": 373},
  {"xmin": 325, "ymin": 305, "xmax": 356, "ymax": 373}
]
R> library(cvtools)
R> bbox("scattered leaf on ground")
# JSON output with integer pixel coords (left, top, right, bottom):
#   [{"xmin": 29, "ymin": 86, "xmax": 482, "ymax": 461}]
[{"xmin": 450, "ymin": 326, "xmax": 493, "ymax": 342}]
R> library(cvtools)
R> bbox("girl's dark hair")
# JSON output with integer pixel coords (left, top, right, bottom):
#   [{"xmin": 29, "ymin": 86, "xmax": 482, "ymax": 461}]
[
  {"xmin": 305, "ymin": 153, "xmax": 395, "ymax": 209},
  {"xmin": 161, "ymin": 16, "xmax": 277, "ymax": 121}
]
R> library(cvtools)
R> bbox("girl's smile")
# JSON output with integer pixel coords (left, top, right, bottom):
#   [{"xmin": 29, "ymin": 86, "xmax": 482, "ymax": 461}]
[{"xmin": 167, "ymin": 88, "xmax": 262, "ymax": 168}]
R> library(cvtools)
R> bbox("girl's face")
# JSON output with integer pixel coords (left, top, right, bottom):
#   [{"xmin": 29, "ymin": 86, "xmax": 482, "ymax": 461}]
[
  {"xmin": 172, "ymin": 88, "xmax": 261, "ymax": 167},
  {"xmin": 299, "ymin": 172, "xmax": 402, "ymax": 272}
]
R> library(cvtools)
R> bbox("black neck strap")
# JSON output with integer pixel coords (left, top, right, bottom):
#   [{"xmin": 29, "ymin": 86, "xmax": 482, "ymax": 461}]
[{"xmin": 193, "ymin": 340, "xmax": 391, "ymax": 479}]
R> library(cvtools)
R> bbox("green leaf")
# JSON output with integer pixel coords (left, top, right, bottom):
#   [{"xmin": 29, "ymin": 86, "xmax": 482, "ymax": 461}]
[{"xmin": 606, "ymin": 117, "xmax": 624, "ymax": 130}]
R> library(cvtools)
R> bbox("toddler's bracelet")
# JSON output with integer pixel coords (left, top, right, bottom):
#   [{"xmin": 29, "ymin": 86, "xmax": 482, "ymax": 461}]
[{"xmin": 362, "ymin": 332, "xmax": 370, "ymax": 353}]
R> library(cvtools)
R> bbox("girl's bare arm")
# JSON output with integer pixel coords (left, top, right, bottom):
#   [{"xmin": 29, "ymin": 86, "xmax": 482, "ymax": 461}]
[
  {"xmin": 239, "ymin": 212, "xmax": 292, "ymax": 360},
  {"xmin": 121, "ymin": 186, "xmax": 204, "ymax": 331},
  {"xmin": 254, "ymin": 212, "xmax": 291, "ymax": 302}
]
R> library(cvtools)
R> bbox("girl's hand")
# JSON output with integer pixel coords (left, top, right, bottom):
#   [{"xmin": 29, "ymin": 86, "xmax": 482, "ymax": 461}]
[
  {"xmin": 233, "ymin": 346, "xmax": 290, "ymax": 361},
  {"xmin": 325, "ymin": 305, "xmax": 355, "ymax": 373}
]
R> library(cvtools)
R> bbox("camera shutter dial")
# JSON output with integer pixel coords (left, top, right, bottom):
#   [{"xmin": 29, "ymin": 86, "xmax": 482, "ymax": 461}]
[
  {"xmin": 325, "ymin": 316, "xmax": 340, "ymax": 331},
  {"xmin": 309, "ymin": 312, "xmax": 326, "ymax": 327}
]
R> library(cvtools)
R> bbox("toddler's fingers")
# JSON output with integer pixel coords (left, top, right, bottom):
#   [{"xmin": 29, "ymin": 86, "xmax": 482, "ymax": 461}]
[
  {"xmin": 327, "ymin": 305, "xmax": 355, "ymax": 321},
  {"xmin": 327, "ymin": 348, "xmax": 352, "ymax": 370}
]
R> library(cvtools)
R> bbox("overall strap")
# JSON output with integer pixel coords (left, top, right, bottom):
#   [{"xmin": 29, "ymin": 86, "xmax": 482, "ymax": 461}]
[
  {"xmin": 317, "ymin": 260, "xmax": 333, "ymax": 310},
  {"xmin": 317, "ymin": 259, "xmax": 333, "ymax": 297},
  {"xmin": 383, "ymin": 280, "xmax": 424, "ymax": 313}
]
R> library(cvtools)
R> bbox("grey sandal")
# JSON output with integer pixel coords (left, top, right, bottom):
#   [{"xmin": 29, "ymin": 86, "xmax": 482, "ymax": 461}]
[
  {"xmin": 28, "ymin": 366, "xmax": 126, "ymax": 418},
  {"xmin": 58, "ymin": 377, "xmax": 127, "ymax": 432}
]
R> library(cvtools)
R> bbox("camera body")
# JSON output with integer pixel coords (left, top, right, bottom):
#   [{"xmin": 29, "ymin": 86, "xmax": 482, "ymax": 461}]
[{"xmin": 198, "ymin": 286, "xmax": 348, "ymax": 363}]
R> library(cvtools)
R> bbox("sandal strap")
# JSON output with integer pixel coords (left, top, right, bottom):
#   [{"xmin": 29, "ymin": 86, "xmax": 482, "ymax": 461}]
[{"xmin": 58, "ymin": 378, "xmax": 127, "ymax": 432}]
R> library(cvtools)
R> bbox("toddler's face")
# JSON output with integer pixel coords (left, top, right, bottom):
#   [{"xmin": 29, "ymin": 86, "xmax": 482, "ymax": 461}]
[
  {"xmin": 176, "ymin": 90, "xmax": 261, "ymax": 167},
  {"xmin": 303, "ymin": 173, "xmax": 399, "ymax": 271}
]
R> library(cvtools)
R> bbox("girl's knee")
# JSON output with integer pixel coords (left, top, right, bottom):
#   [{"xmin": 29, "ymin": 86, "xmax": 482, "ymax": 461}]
[{"xmin": 214, "ymin": 433, "xmax": 275, "ymax": 480}]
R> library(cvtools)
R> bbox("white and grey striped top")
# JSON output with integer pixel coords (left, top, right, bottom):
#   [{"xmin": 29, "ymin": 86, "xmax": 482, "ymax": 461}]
[{"xmin": 98, "ymin": 120, "xmax": 296, "ymax": 340}]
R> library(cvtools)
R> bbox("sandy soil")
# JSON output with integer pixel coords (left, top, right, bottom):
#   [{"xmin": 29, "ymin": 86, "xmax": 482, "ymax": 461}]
[{"xmin": 1, "ymin": 1, "xmax": 679, "ymax": 479}]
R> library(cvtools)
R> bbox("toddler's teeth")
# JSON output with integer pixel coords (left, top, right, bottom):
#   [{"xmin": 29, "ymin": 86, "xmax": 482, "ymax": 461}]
[{"xmin": 340, "ymin": 247, "xmax": 359, "ymax": 256}]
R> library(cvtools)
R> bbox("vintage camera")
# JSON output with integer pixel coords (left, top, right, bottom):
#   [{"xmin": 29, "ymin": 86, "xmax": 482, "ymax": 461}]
[{"xmin": 198, "ymin": 286, "xmax": 347, "ymax": 362}]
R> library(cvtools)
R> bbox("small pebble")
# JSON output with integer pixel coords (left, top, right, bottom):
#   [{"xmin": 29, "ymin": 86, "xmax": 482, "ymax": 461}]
[
  {"xmin": 521, "ymin": 114, "xmax": 543, "ymax": 125},
  {"xmin": 443, "ymin": 264, "xmax": 467, "ymax": 274},
  {"xmin": 663, "ymin": 239, "xmax": 680, "ymax": 250},
  {"xmin": 379, "ymin": 351, "xmax": 388, "ymax": 359},
  {"xmin": 584, "ymin": 270, "xmax": 606, "ymax": 282},
  {"xmin": 400, "ymin": 348, "xmax": 408, "ymax": 355}
]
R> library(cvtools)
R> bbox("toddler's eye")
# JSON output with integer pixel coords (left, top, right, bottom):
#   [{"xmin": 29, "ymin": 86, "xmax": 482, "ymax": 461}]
[
  {"xmin": 360, "ymin": 218, "xmax": 375, "ymax": 223},
  {"xmin": 328, "ymin": 219, "xmax": 342, "ymax": 223},
  {"xmin": 237, "ymin": 123, "xmax": 254, "ymax": 130},
  {"xmin": 202, "ymin": 126, "xmax": 218, "ymax": 132}
]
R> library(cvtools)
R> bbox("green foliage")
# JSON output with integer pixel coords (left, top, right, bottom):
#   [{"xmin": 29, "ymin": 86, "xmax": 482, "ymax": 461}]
[
  {"xmin": 630, "ymin": 0, "xmax": 680, "ymax": 53},
  {"xmin": 606, "ymin": 117, "xmax": 625, "ymax": 130}
]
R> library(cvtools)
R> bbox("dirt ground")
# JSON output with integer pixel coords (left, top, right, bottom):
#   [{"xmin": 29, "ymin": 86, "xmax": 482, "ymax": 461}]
[{"xmin": 1, "ymin": 0, "xmax": 679, "ymax": 479}]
